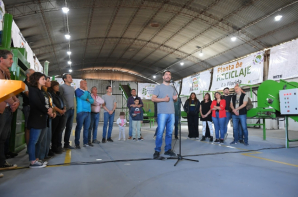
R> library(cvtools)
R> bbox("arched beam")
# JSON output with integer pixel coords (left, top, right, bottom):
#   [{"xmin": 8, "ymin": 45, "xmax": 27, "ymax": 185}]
[{"xmin": 33, "ymin": 37, "xmax": 202, "ymax": 63}]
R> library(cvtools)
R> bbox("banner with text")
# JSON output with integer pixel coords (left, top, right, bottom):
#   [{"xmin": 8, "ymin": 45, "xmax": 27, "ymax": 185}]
[
  {"xmin": 268, "ymin": 39, "xmax": 298, "ymax": 80},
  {"xmin": 181, "ymin": 70, "xmax": 211, "ymax": 95},
  {"xmin": 211, "ymin": 52, "xmax": 264, "ymax": 91},
  {"xmin": 138, "ymin": 83, "xmax": 158, "ymax": 100}
]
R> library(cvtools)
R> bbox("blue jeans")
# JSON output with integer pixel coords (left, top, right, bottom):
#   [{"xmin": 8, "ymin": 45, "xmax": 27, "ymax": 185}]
[
  {"xmin": 155, "ymin": 114, "xmax": 174, "ymax": 152},
  {"xmin": 39, "ymin": 118, "xmax": 52, "ymax": 160},
  {"xmin": 62, "ymin": 109, "xmax": 74, "ymax": 147},
  {"xmin": 174, "ymin": 115, "xmax": 179, "ymax": 137},
  {"xmin": 238, "ymin": 122, "xmax": 243, "ymax": 140},
  {"xmin": 232, "ymin": 114, "xmax": 248, "ymax": 143},
  {"xmin": 75, "ymin": 112, "xmax": 91, "ymax": 145},
  {"xmin": 89, "ymin": 113, "xmax": 100, "ymax": 141},
  {"xmin": 28, "ymin": 128, "xmax": 42, "ymax": 161},
  {"xmin": 224, "ymin": 112, "xmax": 231, "ymax": 135},
  {"xmin": 103, "ymin": 112, "xmax": 115, "ymax": 139},
  {"xmin": 212, "ymin": 112, "xmax": 225, "ymax": 139},
  {"xmin": 129, "ymin": 114, "xmax": 133, "ymax": 137}
]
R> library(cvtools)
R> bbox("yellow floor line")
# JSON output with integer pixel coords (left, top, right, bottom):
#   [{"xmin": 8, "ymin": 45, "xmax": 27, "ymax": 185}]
[
  {"xmin": 64, "ymin": 149, "xmax": 71, "ymax": 164},
  {"xmin": 72, "ymin": 130, "xmax": 75, "ymax": 136},
  {"xmin": 242, "ymin": 152, "xmax": 298, "ymax": 168}
]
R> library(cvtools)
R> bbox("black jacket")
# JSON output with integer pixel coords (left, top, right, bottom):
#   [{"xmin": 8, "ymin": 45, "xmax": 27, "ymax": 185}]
[
  {"xmin": 49, "ymin": 91, "xmax": 65, "ymax": 116},
  {"xmin": 27, "ymin": 86, "xmax": 49, "ymax": 129},
  {"xmin": 184, "ymin": 99, "xmax": 200, "ymax": 114}
]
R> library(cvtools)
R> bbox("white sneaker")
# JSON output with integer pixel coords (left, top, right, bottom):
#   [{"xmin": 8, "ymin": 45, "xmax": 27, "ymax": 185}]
[
  {"xmin": 83, "ymin": 144, "xmax": 89, "ymax": 147},
  {"xmin": 118, "ymin": 138, "xmax": 121, "ymax": 141},
  {"xmin": 39, "ymin": 160, "xmax": 48, "ymax": 165},
  {"xmin": 29, "ymin": 161, "xmax": 46, "ymax": 168},
  {"xmin": 196, "ymin": 137, "xmax": 200, "ymax": 140}
]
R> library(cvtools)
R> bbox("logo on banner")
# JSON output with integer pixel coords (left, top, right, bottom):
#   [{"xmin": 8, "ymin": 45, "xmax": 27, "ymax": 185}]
[{"xmin": 253, "ymin": 52, "xmax": 264, "ymax": 65}]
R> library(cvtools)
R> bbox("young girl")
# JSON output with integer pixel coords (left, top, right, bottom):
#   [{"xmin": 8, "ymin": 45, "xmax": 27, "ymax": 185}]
[{"xmin": 116, "ymin": 112, "xmax": 127, "ymax": 141}]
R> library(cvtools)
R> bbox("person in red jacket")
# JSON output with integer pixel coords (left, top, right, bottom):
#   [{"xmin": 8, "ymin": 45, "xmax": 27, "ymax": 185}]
[{"xmin": 210, "ymin": 92, "xmax": 226, "ymax": 143}]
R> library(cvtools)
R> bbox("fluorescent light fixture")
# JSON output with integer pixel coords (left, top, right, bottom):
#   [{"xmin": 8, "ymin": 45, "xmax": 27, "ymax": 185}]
[
  {"xmin": 62, "ymin": 7, "xmax": 69, "ymax": 14},
  {"xmin": 199, "ymin": 51, "xmax": 203, "ymax": 57},
  {"xmin": 68, "ymin": 61, "xmax": 72, "ymax": 65},
  {"xmin": 65, "ymin": 34, "xmax": 71, "ymax": 39},
  {"xmin": 180, "ymin": 62, "xmax": 184, "ymax": 66},
  {"xmin": 69, "ymin": 69, "xmax": 72, "ymax": 72},
  {"xmin": 153, "ymin": 75, "xmax": 156, "ymax": 79},
  {"xmin": 275, "ymin": 15, "xmax": 282, "ymax": 21},
  {"xmin": 231, "ymin": 37, "xmax": 237, "ymax": 41},
  {"xmin": 67, "ymin": 51, "xmax": 71, "ymax": 55}
]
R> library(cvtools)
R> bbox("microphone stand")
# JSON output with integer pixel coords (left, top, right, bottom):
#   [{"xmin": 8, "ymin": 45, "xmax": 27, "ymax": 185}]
[{"xmin": 168, "ymin": 81, "xmax": 199, "ymax": 166}]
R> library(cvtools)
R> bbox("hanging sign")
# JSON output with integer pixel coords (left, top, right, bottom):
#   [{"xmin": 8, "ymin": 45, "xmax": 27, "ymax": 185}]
[
  {"xmin": 138, "ymin": 83, "xmax": 158, "ymax": 99},
  {"xmin": 268, "ymin": 39, "xmax": 298, "ymax": 80},
  {"xmin": 181, "ymin": 70, "xmax": 211, "ymax": 95},
  {"xmin": 211, "ymin": 52, "xmax": 264, "ymax": 91}
]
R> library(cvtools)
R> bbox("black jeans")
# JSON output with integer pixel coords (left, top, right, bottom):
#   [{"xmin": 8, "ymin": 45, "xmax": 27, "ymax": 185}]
[
  {"xmin": 52, "ymin": 115, "xmax": 65, "ymax": 149},
  {"xmin": 0, "ymin": 108, "xmax": 12, "ymax": 165},
  {"xmin": 187, "ymin": 113, "xmax": 199, "ymax": 138}
]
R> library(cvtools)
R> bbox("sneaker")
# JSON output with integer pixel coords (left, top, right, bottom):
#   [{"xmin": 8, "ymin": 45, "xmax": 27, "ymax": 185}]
[
  {"xmin": 138, "ymin": 138, "xmax": 142, "ymax": 141},
  {"xmin": 29, "ymin": 161, "xmax": 46, "ymax": 169},
  {"xmin": 88, "ymin": 142, "xmax": 94, "ymax": 147},
  {"xmin": 224, "ymin": 133, "xmax": 228, "ymax": 140},
  {"xmin": 200, "ymin": 136, "xmax": 206, "ymax": 141},
  {"xmin": 219, "ymin": 139, "xmax": 224, "ymax": 143},
  {"xmin": 92, "ymin": 139, "xmax": 100, "ymax": 144},
  {"xmin": 107, "ymin": 138, "xmax": 113, "ymax": 142},
  {"xmin": 128, "ymin": 136, "xmax": 132, "ymax": 140},
  {"xmin": 164, "ymin": 149, "xmax": 176, "ymax": 157},
  {"xmin": 0, "ymin": 161, "xmax": 17, "ymax": 170},
  {"xmin": 140, "ymin": 136, "xmax": 144, "ymax": 140},
  {"xmin": 133, "ymin": 138, "xmax": 137, "ymax": 141},
  {"xmin": 196, "ymin": 137, "xmax": 200, "ymax": 140},
  {"xmin": 153, "ymin": 151, "xmax": 160, "ymax": 159},
  {"xmin": 0, "ymin": 173, "xmax": 3, "ymax": 178},
  {"xmin": 83, "ymin": 144, "xmax": 89, "ymax": 147},
  {"xmin": 64, "ymin": 145, "xmax": 75, "ymax": 149},
  {"xmin": 102, "ymin": 138, "xmax": 106, "ymax": 143},
  {"xmin": 230, "ymin": 141, "xmax": 237, "ymax": 145},
  {"xmin": 39, "ymin": 160, "xmax": 48, "ymax": 165},
  {"xmin": 118, "ymin": 138, "xmax": 121, "ymax": 141},
  {"xmin": 244, "ymin": 142, "xmax": 249, "ymax": 146},
  {"xmin": 239, "ymin": 140, "xmax": 244, "ymax": 144},
  {"xmin": 75, "ymin": 145, "xmax": 81, "ymax": 149},
  {"xmin": 214, "ymin": 139, "xmax": 220, "ymax": 143},
  {"xmin": 209, "ymin": 136, "xmax": 213, "ymax": 142}
]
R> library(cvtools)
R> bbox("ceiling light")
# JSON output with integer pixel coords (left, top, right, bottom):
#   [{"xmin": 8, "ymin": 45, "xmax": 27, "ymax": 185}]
[
  {"xmin": 180, "ymin": 62, "xmax": 184, "ymax": 66},
  {"xmin": 67, "ymin": 51, "xmax": 71, "ymax": 55},
  {"xmin": 68, "ymin": 61, "xmax": 72, "ymax": 65},
  {"xmin": 153, "ymin": 75, "xmax": 156, "ymax": 79},
  {"xmin": 65, "ymin": 34, "xmax": 71, "ymax": 39},
  {"xmin": 231, "ymin": 37, "xmax": 237, "ymax": 41},
  {"xmin": 62, "ymin": 7, "xmax": 69, "ymax": 14},
  {"xmin": 199, "ymin": 51, "xmax": 203, "ymax": 57},
  {"xmin": 69, "ymin": 69, "xmax": 72, "ymax": 72},
  {"xmin": 275, "ymin": 15, "xmax": 282, "ymax": 21}
]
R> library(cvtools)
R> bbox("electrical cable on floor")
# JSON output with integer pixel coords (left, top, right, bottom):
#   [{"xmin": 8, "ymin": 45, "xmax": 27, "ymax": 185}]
[{"xmin": 4, "ymin": 145, "xmax": 298, "ymax": 171}]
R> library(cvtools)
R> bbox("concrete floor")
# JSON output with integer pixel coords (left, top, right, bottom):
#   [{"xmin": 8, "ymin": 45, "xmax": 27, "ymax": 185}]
[{"xmin": 1, "ymin": 123, "xmax": 298, "ymax": 197}]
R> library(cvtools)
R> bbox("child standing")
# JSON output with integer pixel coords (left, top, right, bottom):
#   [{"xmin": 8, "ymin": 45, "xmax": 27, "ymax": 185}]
[
  {"xmin": 116, "ymin": 112, "xmax": 127, "ymax": 141},
  {"xmin": 129, "ymin": 98, "xmax": 143, "ymax": 141}
]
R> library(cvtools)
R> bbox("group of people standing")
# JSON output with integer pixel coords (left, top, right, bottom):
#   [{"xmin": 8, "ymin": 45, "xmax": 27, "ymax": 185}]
[{"xmin": 182, "ymin": 86, "xmax": 250, "ymax": 145}]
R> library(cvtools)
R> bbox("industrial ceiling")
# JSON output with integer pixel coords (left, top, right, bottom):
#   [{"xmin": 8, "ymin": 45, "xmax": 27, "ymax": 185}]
[{"xmin": 4, "ymin": 0, "xmax": 298, "ymax": 83}]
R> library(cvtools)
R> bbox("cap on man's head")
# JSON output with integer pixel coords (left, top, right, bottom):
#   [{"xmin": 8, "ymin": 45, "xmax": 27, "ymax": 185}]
[{"xmin": 223, "ymin": 87, "xmax": 229, "ymax": 91}]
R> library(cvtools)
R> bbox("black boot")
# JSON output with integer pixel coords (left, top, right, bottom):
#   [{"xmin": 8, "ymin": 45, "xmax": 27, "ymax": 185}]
[
  {"xmin": 200, "ymin": 136, "xmax": 206, "ymax": 141},
  {"xmin": 209, "ymin": 136, "xmax": 213, "ymax": 142}
]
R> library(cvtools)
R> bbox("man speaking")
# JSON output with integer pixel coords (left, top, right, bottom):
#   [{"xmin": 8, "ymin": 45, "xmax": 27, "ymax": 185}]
[{"xmin": 151, "ymin": 71, "xmax": 177, "ymax": 159}]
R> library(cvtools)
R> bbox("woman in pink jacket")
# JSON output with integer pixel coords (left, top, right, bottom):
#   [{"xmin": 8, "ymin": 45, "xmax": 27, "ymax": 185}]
[{"xmin": 88, "ymin": 86, "xmax": 104, "ymax": 145}]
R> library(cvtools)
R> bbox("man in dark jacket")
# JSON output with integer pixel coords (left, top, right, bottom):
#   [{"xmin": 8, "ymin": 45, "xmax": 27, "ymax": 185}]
[{"xmin": 127, "ymin": 89, "xmax": 143, "ymax": 139}]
